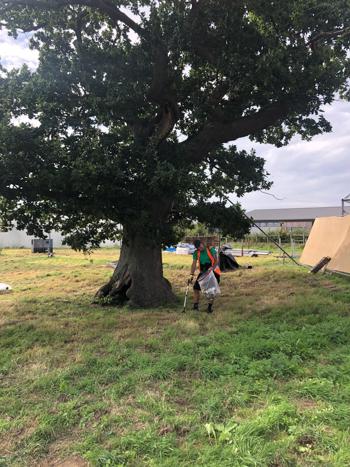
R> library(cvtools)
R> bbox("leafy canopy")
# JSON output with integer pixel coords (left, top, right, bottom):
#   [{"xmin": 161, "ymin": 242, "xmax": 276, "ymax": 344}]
[{"xmin": 0, "ymin": 0, "xmax": 350, "ymax": 248}]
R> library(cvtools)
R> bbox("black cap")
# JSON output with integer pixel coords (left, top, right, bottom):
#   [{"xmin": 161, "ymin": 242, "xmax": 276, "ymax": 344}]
[{"xmin": 194, "ymin": 239, "xmax": 201, "ymax": 249}]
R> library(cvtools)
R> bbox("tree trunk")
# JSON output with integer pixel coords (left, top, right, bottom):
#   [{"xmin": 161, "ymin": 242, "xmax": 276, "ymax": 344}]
[{"xmin": 96, "ymin": 233, "xmax": 176, "ymax": 307}]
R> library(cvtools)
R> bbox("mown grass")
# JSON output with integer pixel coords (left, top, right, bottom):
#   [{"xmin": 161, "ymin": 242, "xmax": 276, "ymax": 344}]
[{"xmin": 1, "ymin": 248, "xmax": 350, "ymax": 466}]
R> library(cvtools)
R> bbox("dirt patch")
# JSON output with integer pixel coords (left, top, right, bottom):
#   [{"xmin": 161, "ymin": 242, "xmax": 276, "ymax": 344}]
[
  {"xmin": 297, "ymin": 434, "xmax": 315, "ymax": 447},
  {"xmin": 40, "ymin": 455, "xmax": 88, "ymax": 467},
  {"xmin": 0, "ymin": 420, "xmax": 39, "ymax": 459},
  {"xmin": 294, "ymin": 398, "xmax": 318, "ymax": 410},
  {"xmin": 323, "ymin": 284, "xmax": 344, "ymax": 292}
]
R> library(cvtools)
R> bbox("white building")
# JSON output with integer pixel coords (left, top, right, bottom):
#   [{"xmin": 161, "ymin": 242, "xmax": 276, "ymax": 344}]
[
  {"xmin": 247, "ymin": 206, "xmax": 344, "ymax": 233},
  {"xmin": 0, "ymin": 228, "xmax": 119, "ymax": 248}
]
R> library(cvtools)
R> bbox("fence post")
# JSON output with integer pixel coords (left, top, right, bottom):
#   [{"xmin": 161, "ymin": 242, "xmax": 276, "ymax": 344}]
[
  {"xmin": 291, "ymin": 237, "xmax": 295, "ymax": 258},
  {"xmin": 279, "ymin": 236, "xmax": 285, "ymax": 264}
]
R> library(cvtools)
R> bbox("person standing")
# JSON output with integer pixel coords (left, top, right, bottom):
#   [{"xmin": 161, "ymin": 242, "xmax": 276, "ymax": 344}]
[{"xmin": 190, "ymin": 239, "xmax": 221, "ymax": 313}]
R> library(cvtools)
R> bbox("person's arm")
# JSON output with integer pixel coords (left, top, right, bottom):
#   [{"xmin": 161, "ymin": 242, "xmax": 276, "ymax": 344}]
[
  {"xmin": 190, "ymin": 259, "xmax": 197, "ymax": 276},
  {"xmin": 209, "ymin": 248, "xmax": 219, "ymax": 271}
]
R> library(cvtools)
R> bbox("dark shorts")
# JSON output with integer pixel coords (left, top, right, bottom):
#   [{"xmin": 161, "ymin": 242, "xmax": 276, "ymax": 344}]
[{"xmin": 194, "ymin": 271, "xmax": 221, "ymax": 291}]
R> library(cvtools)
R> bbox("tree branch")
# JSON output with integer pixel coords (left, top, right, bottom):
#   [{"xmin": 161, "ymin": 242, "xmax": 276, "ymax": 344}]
[
  {"xmin": 1, "ymin": 0, "xmax": 178, "ymax": 144},
  {"xmin": 0, "ymin": 0, "xmax": 146, "ymax": 38},
  {"xmin": 188, "ymin": 0, "xmax": 243, "ymax": 66},
  {"xmin": 182, "ymin": 102, "xmax": 289, "ymax": 162},
  {"xmin": 145, "ymin": 7, "xmax": 179, "ymax": 144},
  {"xmin": 309, "ymin": 27, "xmax": 350, "ymax": 46},
  {"xmin": 188, "ymin": 1, "xmax": 219, "ymax": 65},
  {"xmin": 0, "ymin": 20, "xmax": 46, "ymax": 31}
]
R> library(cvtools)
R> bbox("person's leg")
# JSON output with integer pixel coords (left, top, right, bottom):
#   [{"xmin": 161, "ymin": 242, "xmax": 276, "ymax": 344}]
[
  {"xmin": 193, "ymin": 289, "xmax": 200, "ymax": 310},
  {"xmin": 207, "ymin": 273, "xmax": 220, "ymax": 313},
  {"xmin": 193, "ymin": 274, "xmax": 202, "ymax": 310}
]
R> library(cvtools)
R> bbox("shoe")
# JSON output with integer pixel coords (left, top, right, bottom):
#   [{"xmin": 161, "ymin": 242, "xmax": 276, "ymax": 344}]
[
  {"xmin": 207, "ymin": 304, "xmax": 213, "ymax": 314},
  {"xmin": 193, "ymin": 303, "xmax": 199, "ymax": 311}
]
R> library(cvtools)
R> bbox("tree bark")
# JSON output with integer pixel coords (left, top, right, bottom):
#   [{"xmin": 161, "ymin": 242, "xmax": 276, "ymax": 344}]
[{"xmin": 96, "ymin": 232, "xmax": 176, "ymax": 307}]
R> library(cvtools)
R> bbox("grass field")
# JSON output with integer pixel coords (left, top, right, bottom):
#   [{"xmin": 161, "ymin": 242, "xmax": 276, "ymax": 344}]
[{"xmin": 1, "ymin": 249, "xmax": 350, "ymax": 466}]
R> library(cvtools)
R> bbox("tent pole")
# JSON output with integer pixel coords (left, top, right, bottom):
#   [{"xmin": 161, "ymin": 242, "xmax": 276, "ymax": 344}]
[{"xmin": 221, "ymin": 195, "xmax": 301, "ymax": 267}]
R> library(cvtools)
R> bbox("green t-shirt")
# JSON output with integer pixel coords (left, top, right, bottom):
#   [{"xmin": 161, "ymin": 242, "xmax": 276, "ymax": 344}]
[{"xmin": 193, "ymin": 247, "xmax": 217, "ymax": 271}]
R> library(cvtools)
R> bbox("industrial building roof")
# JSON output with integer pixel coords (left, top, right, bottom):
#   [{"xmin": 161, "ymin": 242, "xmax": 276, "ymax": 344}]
[{"xmin": 247, "ymin": 206, "xmax": 343, "ymax": 222}]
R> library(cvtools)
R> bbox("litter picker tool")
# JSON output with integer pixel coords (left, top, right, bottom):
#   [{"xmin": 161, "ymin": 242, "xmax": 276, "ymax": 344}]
[{"xmin": 182, "ymin": 278, "xmax": 191, "ymax": 313}]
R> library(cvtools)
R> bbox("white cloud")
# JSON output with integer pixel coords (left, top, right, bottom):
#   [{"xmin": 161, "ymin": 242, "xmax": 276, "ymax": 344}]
[
  {"xmin": 0, "ymin": 30, "xmax": 39, "ymax": 70},
  {"xmin": 11, "ymin": 115, "xmax": 40, "ymax": 127},
  {"xmin": 234, "ymin": 100, "xmax": 350, "ymax": 211}
]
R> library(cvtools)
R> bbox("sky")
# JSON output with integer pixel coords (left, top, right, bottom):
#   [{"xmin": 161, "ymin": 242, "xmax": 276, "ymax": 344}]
[
  {"xmin": 234, "ymin": 100, "xmax": 350, "ymax": 212},
  {"xmin": 1, "ymin": 29, "xmax": 350, "ymax": 213}
]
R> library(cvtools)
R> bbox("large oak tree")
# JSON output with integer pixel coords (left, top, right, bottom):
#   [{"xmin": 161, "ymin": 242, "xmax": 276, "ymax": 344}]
[{"xmin": 0, "ymin": 0, "xmax": 350, "ymax": 306}]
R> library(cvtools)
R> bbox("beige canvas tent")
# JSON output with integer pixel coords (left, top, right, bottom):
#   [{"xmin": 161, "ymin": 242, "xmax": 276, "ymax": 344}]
[{"xmin": 300, "ymin": 216, "xmax": 350, "ymax": 274}]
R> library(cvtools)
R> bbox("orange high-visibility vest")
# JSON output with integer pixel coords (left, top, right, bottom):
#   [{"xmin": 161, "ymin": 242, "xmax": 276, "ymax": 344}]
[{"xmin": 197, "ymin": 247, "xmax": 221, "ymax": 275}]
